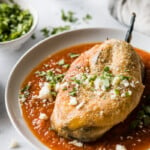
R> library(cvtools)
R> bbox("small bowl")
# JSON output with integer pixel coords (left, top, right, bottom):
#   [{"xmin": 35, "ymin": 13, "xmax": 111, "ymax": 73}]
[{"xmin": 0, "ymin": 0, "xmax": 38, "ymax": 52}]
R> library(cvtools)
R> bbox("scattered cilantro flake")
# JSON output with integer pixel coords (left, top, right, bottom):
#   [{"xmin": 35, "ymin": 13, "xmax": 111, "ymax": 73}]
[
  {"xmin": 50, "ymin": 91, "xmax": 57, "ymax": 97},
  {"xmin": 61, "ymin": 9, "xmax": 78, "ymax": 23},
  {"xmin": 51, "ymin": 25, "xmax": 70, "ymax": 35},
  {"xmin": 69, "ymin": 87, "xmax": 77, "ymax": 96},
  {"xmin": 104, "ymin": 66, "xmax": 110, "ymax": 72},
  {"xmin": 19, "ymin": 82, "xmax": 31, "ymax": 102},
  {"xmin": 119, "ymin": 75, "xmax": 130, "ymax": 80},
  {"xmin": 83, "ymin": 14, "xmax": 92, "ymax": 22},
  {"xmin": 63, "ymin": 64, "xmax": 70, "ymax": 69},
  {"xmin": 21, "ymin": 83, "xmax": 31, "ymax": 93},
  {"xmin": 40, "ymin": 27, "xmax": 50, "ymax": 37},
  {"xmin": 31, "ymin": 34, "xmax": 36, "ymax": 39},
  {"xmin": 130, "ymin": 120, "xmax": 140, "ymax": 130},
  {"xmin": 129, "ymin": 95, "xmax": 150, "ymax": 130},
  {"xmin": 69, "ymin": 53, "xmax": 80, "ymax": 58},
  {"xmin": 114, "ymin": 89, "xmax": 120, "ymax": 95},
  {"xmin": 57, "ymin": 59, "xmax": 65, "ymax": 66}
]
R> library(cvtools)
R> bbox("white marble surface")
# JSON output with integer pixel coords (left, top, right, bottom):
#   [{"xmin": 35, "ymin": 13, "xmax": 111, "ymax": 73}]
[{"xmin": 0, "ymin": 0, "xmax": 126, "ymax": 149}]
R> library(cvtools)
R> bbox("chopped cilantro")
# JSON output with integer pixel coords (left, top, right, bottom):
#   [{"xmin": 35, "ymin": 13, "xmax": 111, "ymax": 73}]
[
  {"xmin": 114, "ymin": 89, "xmax": 120, "ymax": 95},
  {"xmin": 69, "ymin": 53, "xmax": 80, "ymax": 58},
  {"xmin": 83, "ymin": 14, "xmax": 92, "ymax": 22},
  {"xmin": 21, "ymin": 83, "xmax": 31, "ymax": 93},
  {"xmin": 63, "ymin": 64, "xmax": 70, "ymax": 69},
  {"xmin": 57, "ymin": 59, "xmax": 65, "ymax": 66},
  {"xmin": 69, "ymin": 87, "xmax": 77, "ymax": 96},
  {"xmin": 31, "ymin": 34, "xmax": 36, "ymax": 39},
  {"xmin": 40, "ymin": 27, "xmax": 50, "ymax": 37},
  {"xmin": 130, "ymin": 120, "xmax": 140, "ymax": 130},
  {"xmin": 61, "ymin": 9, "xmax": 78, "ymax": 23},
  {"xmin": 129, "ymin": 95, "xmax": 150, "ymax": 130},
  {"xmin": 104, "ymin": 66, "xmax": 110, "ymax": 72},
  {"xmin": 119, "ymin": 75, "xmax": 130, "ymax": 80},
  {"xmin": 19, "ymin": 82, "xmax": 31, "ymax": 102},
  {"xmin": 51, "ymin": 25, "xmax": 70, "ymax": 35}
]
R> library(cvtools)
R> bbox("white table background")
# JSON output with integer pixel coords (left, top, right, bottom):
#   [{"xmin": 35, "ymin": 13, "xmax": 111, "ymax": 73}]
[{"xmin": 0, "ymin": 0, "xmax": 127, "ymax": 149}]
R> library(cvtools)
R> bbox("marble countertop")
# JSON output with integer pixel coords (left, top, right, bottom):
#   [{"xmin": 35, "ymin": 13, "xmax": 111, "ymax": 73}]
[{"xmin": 0, "ymin": 0, "xmax": 126, "ymax": 149}]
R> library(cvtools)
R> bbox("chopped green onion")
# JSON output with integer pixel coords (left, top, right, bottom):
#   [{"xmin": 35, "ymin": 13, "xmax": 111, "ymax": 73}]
[
  {"xmin": 51, "ymin": 25, "xmax": 70, "ymax": 35},
  {"xmin": 31, "ymin": 34, "xmax": 36, "ymax": 39},
  {"xmin": 40, "ymin": 27, "xmax": 50, "ymax": 37},
  {"xmin": 62, "ymin": 64, "xmax": 70, "ymax": 69},
  {"xmin": 83, "ymin": 14, "xmax": 92, "ymax": 22},
  {"xmin": 57, "ymin": 59, "xmax": 65, "ymax": 66},
  {"xmin": 69, "ymin": 53, "xmax": 80, "ymax": 58},
  {"xmin": 61, "ymin": 9, "xmax": 78, "ymax": 23},
  {"xmin": 104, "ymin": 66, "xmax": 110, "ymax": 72}
]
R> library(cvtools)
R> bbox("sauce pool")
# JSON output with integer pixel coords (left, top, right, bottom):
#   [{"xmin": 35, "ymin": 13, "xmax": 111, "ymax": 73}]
[{"xmin": 20, "ymin": 43, "xmax": 150, "ymax": 150}]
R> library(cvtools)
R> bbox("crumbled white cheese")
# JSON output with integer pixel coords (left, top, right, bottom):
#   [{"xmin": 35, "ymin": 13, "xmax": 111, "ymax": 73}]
[
  {"xmin": 111, "ymin": 94, "xmax": 116, "ymax": 99},
  {"xmin": 9, "ymin": 139, "xmax": 19, "ymax": 149},
  {"xmin": 94, "ymin": 78, "xmax": 101, "ymax": 90},
  {"xmin": 55, "ymin": 82, "xmax": 60, "ymax": 92},
  {"xmin": 61, "ymin": 82, "xmax": 69, "ymax": 89},
  {"xmin": 39, "ymin": 113, "xmax": 48, "ymax": 120},
  {"xmin": 69, "ymin": 140, "xmax": 83, "ymax": 147},
  {"xmin": 99, "ymin": 111, "xmax": 104, "ymax": 116},
  {"xmin": 101, "ymin": 85, "xmax": 107, "ymax": 91},
  {"xmin": 130, "ymin": 81, "xmax": 136, "ymax": 88},
  {"xmin": 76, "ymin": 101, "xmax": 85, "ymax": 109},
  {"xmin": 75, "ymin": 74, "xmax": 82, "ymax": 80},
  {"xmin": 39, "ymin": 82, "xmax": 43, "ymax": 87},
  {"xmin": 110, "ymin": 90, "xmax": 117, "ymax": 99},
  {"xmin": 115, "ymin": 144, "xmax": 127, "ymax": 150},
  {"xmin": 38, "ymin": 82, "xmax": 51, "ymax": 100},
  {"xmin": 32, "ymin": 95, "xmax": 38, "ymax": 99},
  {"xmin": 112, "ymin": 76, "xmax": 120, "ymax": 86},
  {"xmin": 19, "ymin": 96, "xmax": 26, "ymax": 103},
  {"xmin": 121, "ymin": 80, "xmax": 129, "ymax": 87},
  {"xmin": 121, "ymin": 93, "xmax": 126, "ymax": 98},
  {"xmin": 127, "ymin": 90, "xmax": 132, "ymax": 96},
  {"xmin": 94, "ymin": 90, "xmax": 103, "ymax": 96},
  {"xmin": 69, "ymin": 97, "xmax": 77, "ymax": 105}
]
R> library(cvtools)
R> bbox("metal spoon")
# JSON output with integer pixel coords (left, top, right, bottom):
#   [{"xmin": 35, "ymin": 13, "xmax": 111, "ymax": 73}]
[{"xmin": 125, "ymin": 12, "xmax": 136, "ymax": 43}]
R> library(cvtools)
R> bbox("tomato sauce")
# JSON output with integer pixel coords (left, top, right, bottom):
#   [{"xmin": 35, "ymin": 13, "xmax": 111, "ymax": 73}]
[{"xmin": 20, "ymin": 43, "xmax": 150, "ymax": 150}]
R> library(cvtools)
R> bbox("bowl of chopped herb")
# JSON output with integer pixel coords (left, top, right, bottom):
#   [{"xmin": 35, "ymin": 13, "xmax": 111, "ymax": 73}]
[{"xmin": 0, "ymin": 0, "xmax": 38, "ymax": 51}]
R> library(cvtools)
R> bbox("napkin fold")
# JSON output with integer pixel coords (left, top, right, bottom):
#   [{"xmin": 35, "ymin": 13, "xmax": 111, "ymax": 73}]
[{"xmin": 108, "ymin": 0, "xmax": 150, "ymax": 36}]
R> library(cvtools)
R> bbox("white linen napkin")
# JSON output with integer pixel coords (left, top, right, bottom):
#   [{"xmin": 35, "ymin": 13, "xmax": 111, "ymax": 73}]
[{"xmin": 108, "ymin": 0, "xmax": 150, "ymax": 36}]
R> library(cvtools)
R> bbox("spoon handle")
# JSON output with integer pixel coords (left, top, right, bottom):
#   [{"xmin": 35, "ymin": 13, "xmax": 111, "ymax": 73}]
[{"xmin": 125, "ymin": 12, "xmax": 136, "ymax": 43}]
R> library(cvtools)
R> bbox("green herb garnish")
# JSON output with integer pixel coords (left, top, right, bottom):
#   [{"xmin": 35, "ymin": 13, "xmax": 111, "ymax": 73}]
[
  {"xmin": 83, "ymin": 14, "xmax": 92, "ymax": 22},
  {"xmin": 69, "ymin": 87, "xmax": 77, "ymax": 96},
  {"xmin": 129, "ymin": 96, "xmax": 150, "ymax": 130},
  {"xmin": 40, "ymin": 27, "xmax": 50, "ymax": 37},
  {"xmin": 62, "ymin": 64, "xmax": 70, "ymax": 69},
  {"xmin": 104, "ymin": 66, "xmax": 110, "ymax": 72},
  {"xmin": 31, "ymin": 34, "xmax": 36, "ymax": 39},
  {"xmin": 69, "ymin": 53, "xmax": 80, "ymax": 58},
  {"xmin": 61, "ymin": 9, "xmax": 78, "ymax": 23},
  {"xmin": 51, "ymin": 25, "xmax": 70, "ymax": 35},
  {"xmin": 119, "ymin": 75, "xmax": 130, "ymax": 80},
  {"xmin": 0, "ymin": 3, "xmax": 33, "ymax": 42},
  {"xmin": 57, "ymin": 59, "xmax": 65, "ymax": 66}
]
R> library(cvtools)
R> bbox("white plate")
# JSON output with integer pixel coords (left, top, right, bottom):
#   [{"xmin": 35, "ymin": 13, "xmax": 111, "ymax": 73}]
[{"xmin": 5, "ymin": 28, "xmax": 150, "ymax": 150}]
